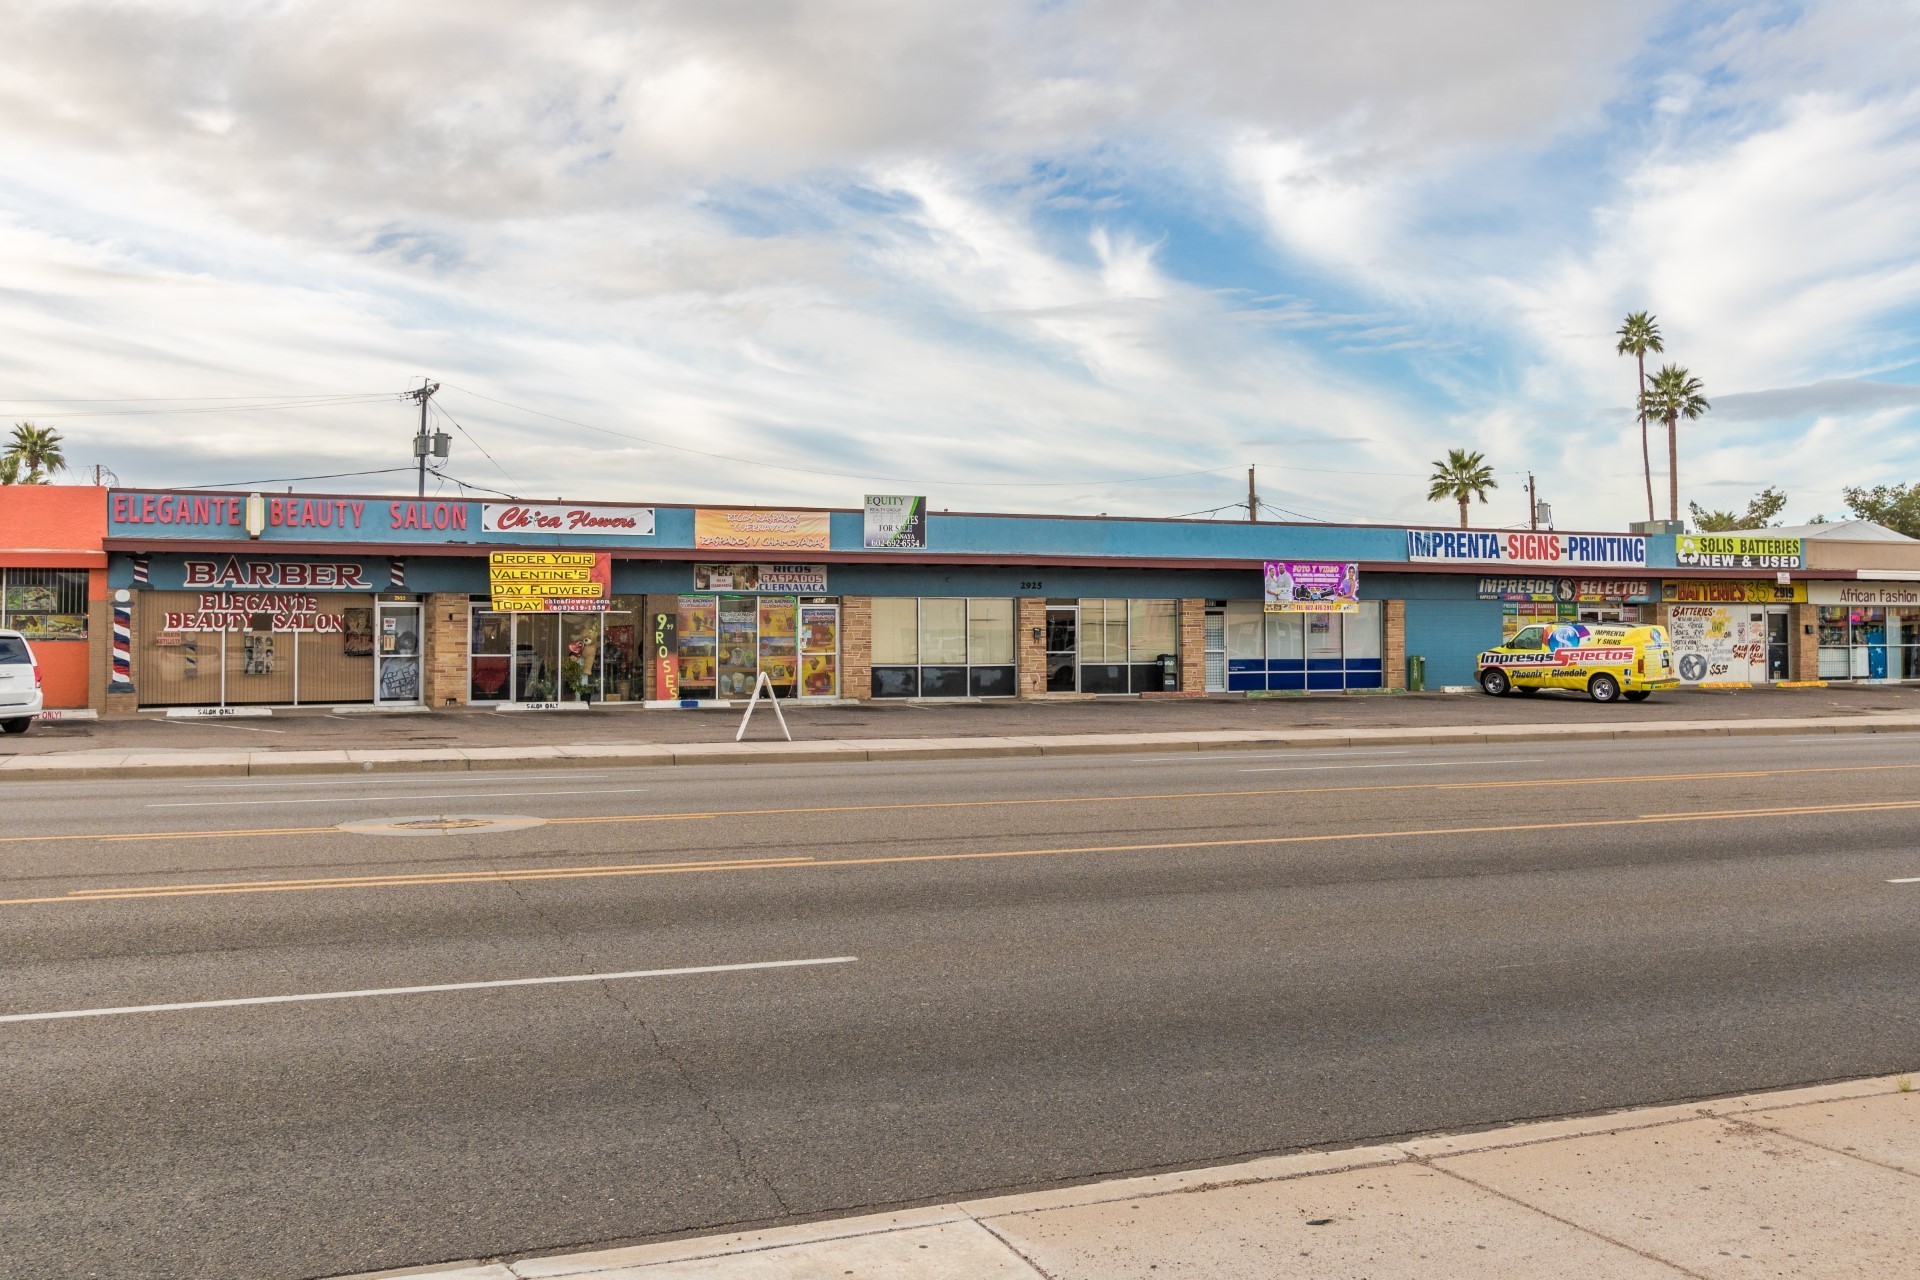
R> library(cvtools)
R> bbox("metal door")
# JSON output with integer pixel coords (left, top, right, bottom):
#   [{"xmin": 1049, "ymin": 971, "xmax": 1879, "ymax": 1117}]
[
  {"xmin": 1204, "ymin": 609, "xmax": 1226, "ymax": 692},
  {"xmin": 1044, "ymin": 604, "xmax": 1078, "ymax": 692}
]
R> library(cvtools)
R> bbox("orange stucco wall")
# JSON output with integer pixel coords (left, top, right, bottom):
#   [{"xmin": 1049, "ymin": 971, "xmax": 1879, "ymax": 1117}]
[{"xmin": 2, "ymin": 487, "xmax": 108, "ymax": 707}]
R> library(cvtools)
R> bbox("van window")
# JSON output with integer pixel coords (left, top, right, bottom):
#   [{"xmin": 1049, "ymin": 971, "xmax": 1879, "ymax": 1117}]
[
  {"xmin": 1509, "ymin": 626, "xmax": 1546, "ymax": 650},
  {"xmin": 0, "ymin": 636, "xmax": 30, "ymax": 665}
]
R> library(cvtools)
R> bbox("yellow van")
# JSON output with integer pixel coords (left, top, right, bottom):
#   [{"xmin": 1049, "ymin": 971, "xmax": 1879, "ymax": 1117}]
[{"xmin": 1476, "ymin": 622, "xmax": 1679, "ymax": 703}]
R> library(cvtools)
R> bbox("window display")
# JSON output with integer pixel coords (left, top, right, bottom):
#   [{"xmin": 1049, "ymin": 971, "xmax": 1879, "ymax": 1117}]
[
  {"xmin": 870, "ymin": 598, "xmax": 1017, "ymax": 698},
  {"xmin": 136, "ymin": 588, "xmax": 375, "ymax": 706},
  {"xmin": 670, "ymin": 593, "xmax": 840, "ymax": 700},
  {"xmin": 0, "ymin": 569, "xmax": 88, "ymax": 640}
]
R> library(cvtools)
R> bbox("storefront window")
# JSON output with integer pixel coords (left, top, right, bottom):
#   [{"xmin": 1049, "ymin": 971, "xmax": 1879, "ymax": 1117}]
[
  {"xmin": 670, "ymin": 593, "xmax": 838, "ymax": 700},
  {"xmin": 1225, "ymin": 601, "xmax": 1264, "ymax": 657},
  {"xmin": 1228, "ymin": 600, "xmax": 1383, "ymax": 692},
  {"xmin": 871, "ymin": 598, "xmax": 1016, "ymax": 698},
  {"xmin": 1, "ymin": 569, "xmax": 88, "ymax": 640},
  {"xmin": 1819, "ymin": 605, "xmax": 1920, "ymax": 680},
  {"xmin": 135, "ymin": 588, "xmax": 376, "ymax": 706}
]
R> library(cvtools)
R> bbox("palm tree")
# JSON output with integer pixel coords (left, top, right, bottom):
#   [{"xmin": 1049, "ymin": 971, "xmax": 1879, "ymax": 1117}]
[
  {"xmin": 5, "ymin": 422, "xmax": 67, "ymax": 483},
  {"xmin": 1427, "ymin": 448, "xmax": 1499, "ymax": 528},
  {"xmin": 1639, "ymin": 365, "xmax": 1709, "ymax": 523},
  {"xmin": 1615, "ymin": 312, "xmax": 1662, "ymax": 522}
]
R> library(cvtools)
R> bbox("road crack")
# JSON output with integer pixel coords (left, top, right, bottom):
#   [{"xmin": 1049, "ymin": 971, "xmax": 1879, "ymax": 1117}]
[{"xmin": 496, "ymin": 876, "xmax": 794, "ymax": 1217}]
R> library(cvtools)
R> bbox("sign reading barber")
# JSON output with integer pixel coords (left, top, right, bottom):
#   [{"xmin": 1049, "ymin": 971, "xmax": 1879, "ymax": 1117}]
[{"xmin": 1407, "ymin": 530, "xmax": 1647, "ymax": 569}]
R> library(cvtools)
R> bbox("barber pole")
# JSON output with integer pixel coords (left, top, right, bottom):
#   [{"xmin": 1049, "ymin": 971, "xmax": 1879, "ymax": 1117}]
[
  {"xmin": 109, "ymin": 603, "xmax": 134, "ymax": 693},
  {"xmin": 389, "ymin": 557, "xmax": 407, "ymax": 590},
  {"xmin": 131, "ymin": 554, "xmax": 150, "ymax": 587}
]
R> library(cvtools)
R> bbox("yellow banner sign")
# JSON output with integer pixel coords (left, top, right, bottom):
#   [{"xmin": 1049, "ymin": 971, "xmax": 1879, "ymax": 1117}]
[
  {"xmin": 1661, "ymin": 579, "xmax": 1804, "ymax": 604},
  {"xmin": 487, "ymin": 551, "xmax": 611, "ymax": 611},
  {"xmin": 694, "ymin": 509, "xmax": 831, "ymax": 552}
]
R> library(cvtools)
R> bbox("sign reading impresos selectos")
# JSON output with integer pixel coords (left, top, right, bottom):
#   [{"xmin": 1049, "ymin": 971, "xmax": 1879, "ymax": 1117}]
[
  {"xmin": 694, "ymin": 509, "xmax": 831, "ymax": 552},
  {"xmin": 481, "ymin": 503, "xmax": 655, "ymax": 536},
  {"xmin": 1406, "ymin": 530, "xmax": 1647, "ymax": 568}
]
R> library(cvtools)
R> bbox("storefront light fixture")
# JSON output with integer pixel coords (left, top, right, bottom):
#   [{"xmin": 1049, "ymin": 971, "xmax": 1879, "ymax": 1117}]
[{"xmin": 244, "ymin": 492, "xmax": 267, "ymax": 539}]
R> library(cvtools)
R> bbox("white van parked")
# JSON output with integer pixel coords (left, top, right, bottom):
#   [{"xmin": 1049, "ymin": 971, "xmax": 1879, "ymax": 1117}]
[{"xmin": 0, "ymin": 629, "xmax": 44, "ymax": 733}]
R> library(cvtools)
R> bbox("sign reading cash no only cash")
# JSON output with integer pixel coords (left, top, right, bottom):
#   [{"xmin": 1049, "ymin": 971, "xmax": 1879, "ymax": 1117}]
[{"xmin": 487, "ymin": 551, "xmax": 611, "ymax": 612}]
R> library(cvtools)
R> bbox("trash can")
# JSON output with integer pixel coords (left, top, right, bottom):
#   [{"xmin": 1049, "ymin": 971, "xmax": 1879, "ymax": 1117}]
[
  {"xmin": 1157, "ymin": 653, "xmax": 1178, "ymax": 690},
  {"xmin": 1406, "ymin": 655, "xmax": 1426, "ymax": 691}
]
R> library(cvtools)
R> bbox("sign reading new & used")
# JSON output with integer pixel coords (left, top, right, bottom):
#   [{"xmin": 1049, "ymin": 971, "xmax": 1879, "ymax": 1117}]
[{"xmin": 1676, "ymin": 535, "xmax": 1802, "ymax": 570}]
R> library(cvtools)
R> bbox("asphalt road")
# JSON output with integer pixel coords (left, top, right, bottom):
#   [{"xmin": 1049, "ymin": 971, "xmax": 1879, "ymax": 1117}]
[{"xmin": 3, "ymin": 736, "xmax": 1918, "ymax": 1278}]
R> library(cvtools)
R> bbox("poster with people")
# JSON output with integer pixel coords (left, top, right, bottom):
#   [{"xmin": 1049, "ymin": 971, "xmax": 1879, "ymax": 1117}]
[{"xmin": 1263, "ymin": 561, "xmax": 1360, "ymax": 613}]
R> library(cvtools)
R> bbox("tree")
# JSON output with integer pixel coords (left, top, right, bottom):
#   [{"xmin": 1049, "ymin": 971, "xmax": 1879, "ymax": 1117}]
[
  {"xmin": 0, "ymin": 453, "xmax": 18, "ymax": 485},
  {"xmin": 1639, "ymin": 365, "xmax": 1708, "ymax": 522},
  {"xmin": 1615, "ymin": 312, "xmax": 1663, "ymax": 522},
  {"xmin": 1427, "ymin": 448, "xmax": 1499, "ymax": 529},
  {"xmin": 1689, "ymin": 486, "xmax": 1788, "ymax": 532},
  {"xmin": 4, "ymin": 422, "xmax": 67, "ymax": 483},
  {"xmin": 1842, "ymin": 482, "xmax": 1920, "ymax": 538}
]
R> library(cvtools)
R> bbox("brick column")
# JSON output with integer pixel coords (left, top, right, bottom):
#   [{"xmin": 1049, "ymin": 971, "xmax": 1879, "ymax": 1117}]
[
  {"xmin": 1177, "ymin": 599, "xmax": 1207, "ymax": 694},
  {"xmin": 421, "ymin": 593, "xmax": 469, "ymax": 708},
  {"xmin": 88, "ymin": 587, "xmax": 111, "ymax": 711},
  {"xmin": 1790, "ymin": 601, "xmax": 1820, "ymax": 680},
  {"xmin": 840, "ymin": 596, "xmax": 871, "ymax": 700},
  {"xmin": 1017, "ymin": 597, "xmax": 1047, "ymax": 697},
  {"xmin": 1384, "ymin": 599, "xmax": 1408, "ymax": 690}
]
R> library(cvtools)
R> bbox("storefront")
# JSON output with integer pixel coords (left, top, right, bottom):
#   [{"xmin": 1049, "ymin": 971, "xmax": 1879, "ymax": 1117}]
[
  {"xmin": 129, "ymin": 558, "xmax": 422, "ymax": 707},
  {"xmin": 1811, "ymin": 581, "xmax": 1920, "ymax": 680},
  {"xmin": 468, "ymin": 597, "xmax": 650, "ymax": 703},
  {"xmin": 0, "ymin": 485, "xmax": 107, "ymax": 710},
  {"xmin": 1477, "ymin": 575, "xmax": 1657, "ymax": 639},
  {"xmin": 1660, "ymin": 579, "xmax": 1801, "ymax": 684}
]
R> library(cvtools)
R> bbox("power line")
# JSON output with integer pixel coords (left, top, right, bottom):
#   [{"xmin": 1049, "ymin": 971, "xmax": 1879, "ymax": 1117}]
[
  {"xmin": 425, "ymin": 467, "xmax": 519, "ymax": 500},
  {"xmin": 0, "ymin": 392, "xmax": 395, "ymax": 404},
  {"xmin": 187, "ymin": 466, "xmax": 417, "ymax": 488},
  {"xmin": 441, "ymin": 383, "xmax": 1242, "ymax": 489},
  {"xmin": 16, "ymin": 394, "xmax": 399, "ymax": 420},
  {"xmin": 430, "ymin": 402, "xmax": 514, "ymax": 485}
]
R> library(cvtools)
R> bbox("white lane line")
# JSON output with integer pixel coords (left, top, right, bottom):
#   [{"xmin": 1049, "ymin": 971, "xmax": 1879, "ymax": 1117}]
[
  {"xmin": 1239, "ymin": 758, "xmax": 1529, "ymax": 773},
  {"xmin": 178, "ymin": 772, "xmax": 617, "ymax": 790},
  {"xmin": 1186, "ymin": 750, "xmax": 1414, "ymax": 763},
  {"xmin": 160, "ymin": 719, "xmax": 288, "ymax": 734},
  {"xmin": 0, "ymin": 956, "xmax": 858, "ymax": 1025},
  {"xmin": 149, "ymin": 787, "xmax": 650, "ymax": 808},
  {"xmin": 1890, "ymin": 877, "xmax": 1920, "ymax": 884}
]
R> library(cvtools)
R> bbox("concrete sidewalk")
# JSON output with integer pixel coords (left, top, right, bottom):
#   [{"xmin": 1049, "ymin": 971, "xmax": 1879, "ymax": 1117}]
[
  {"xmin": 342, "ymin": 1073, "xmax": 1919, "ymax": 1279},
  {"xmin": 7, "ymin": 711, "xmax": 1920, "ymax": 780}
]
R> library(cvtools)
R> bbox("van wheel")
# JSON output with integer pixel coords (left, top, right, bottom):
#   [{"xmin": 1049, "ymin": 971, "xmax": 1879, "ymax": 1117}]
[
  {"xmin": 1623, "ymin": 691, "xmax": 1651, "ymax": 702},
  {"xmin": 1, "ymin": 719, "xmax": 30, "ymax": 734},
  {"xmin": 1479, "ymin": 669, "xmax": 1510, "ymax": 697},
  {"xmin": 1588, "ymin": 674, "xmax": 1621, "ymax": 703}
]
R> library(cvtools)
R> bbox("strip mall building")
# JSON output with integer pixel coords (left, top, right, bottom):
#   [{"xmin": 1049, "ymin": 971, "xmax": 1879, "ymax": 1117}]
[{"xmin": 7, "ymin": 487, "xmax": 1917, "ymax": 711}]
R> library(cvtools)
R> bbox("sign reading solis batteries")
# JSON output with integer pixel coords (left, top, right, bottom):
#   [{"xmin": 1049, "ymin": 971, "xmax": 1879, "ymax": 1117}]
[
  {"xmin": 863, "ymin": 495, "xmax": 927, "ymax": 549},
  {"xmin": 487, "ymin": 551, "xmax": 611, "ymax": 612},
  {"xmin": 1675, "ymin": 535, "xmax": 1802, "ymax": 570}
]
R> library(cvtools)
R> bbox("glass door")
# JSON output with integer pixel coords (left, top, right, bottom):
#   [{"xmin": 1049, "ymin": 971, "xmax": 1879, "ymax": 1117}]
[
  {"xmin": 375, "ymin": 602, "xmax": 422, "ymax": 704},
  {"xmin": 1766, "ymin": 608, "xmax": 1790, "ymax": 681},
  {"xmin": 515, "ymin": 613, "xmax": 561, "ymax": 702},
  {"xmin": 716, "ymin": 595, "xmax": 759, "ymax": 699},
  {"xmin": 1045, "ymin": 604, "xmax": 1078, "ymax": 692},
  {"xmin": 800, "ymin": 604, "xmax": 839, "ymax": 698},
  {"xmin": 560, "ymin": 613, "xmax": 602, "ymax": 702},
  {"xmin": 470, "ymin": 611, "xmax": 512, "ymax": 702},
  {"xmin": 1204, "ymin": 609, "xmax": 1226, "ymax": 693}
]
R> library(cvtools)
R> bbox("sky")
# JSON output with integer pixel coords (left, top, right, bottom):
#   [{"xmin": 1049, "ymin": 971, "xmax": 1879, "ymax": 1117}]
[{"xmin": 2, "ymin": 0, "xmax": 1918, "ymax": 532}]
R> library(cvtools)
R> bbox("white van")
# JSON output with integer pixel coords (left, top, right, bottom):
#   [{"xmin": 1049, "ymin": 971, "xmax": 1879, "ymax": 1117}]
[{"xmin": 0, "ymin": 629, "xmax": 44, "ymax": 733}]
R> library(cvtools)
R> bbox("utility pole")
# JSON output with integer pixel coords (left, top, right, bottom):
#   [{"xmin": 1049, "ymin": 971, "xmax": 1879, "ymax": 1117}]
[
  {"xmin": 406, "ymin": 381, "xmax": 445, "ymax": 497},
  {"xmin": 1528, "ymin": 473, "xmax": 1538, "ymax": 531},
  {"xmin": 1247, "ymin": 466, "xmax": 1259, "ymax": 522}
]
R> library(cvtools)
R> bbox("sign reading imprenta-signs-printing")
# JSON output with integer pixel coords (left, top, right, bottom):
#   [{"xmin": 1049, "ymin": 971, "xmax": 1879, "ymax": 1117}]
[
  {"xmin": 1406, "ymin": 530, "xmax": 1647, "ymax": 568},
  {"xmin": 487, "ymin": 551, "xmax": 611, "ymax": 612},
  {"xmin": 481, "ymin": 503, "xmax": 655, "ymax": 537},
  {"xmin": 1675, "ymin": 535, "xmax": 1802, "ymax": 570}
]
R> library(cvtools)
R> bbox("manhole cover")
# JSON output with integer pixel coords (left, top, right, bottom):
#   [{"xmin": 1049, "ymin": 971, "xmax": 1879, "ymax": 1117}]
[{"xmin": 338, "ymin": 814, "xmax": 549, "ymax": 837}]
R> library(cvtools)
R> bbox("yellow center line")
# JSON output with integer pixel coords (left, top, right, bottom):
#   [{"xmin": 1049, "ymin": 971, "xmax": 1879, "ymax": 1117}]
[
  {"xmin": 57, "ymin": 855, "xmax": 816, "ymax": 896},
  {"xmin": 6, "ymin": 796, "xmax": 1914, "ymax": 909},
  {"xmin": 9, "ymin": 759, "xmax": 1909, "ymax": 848}
]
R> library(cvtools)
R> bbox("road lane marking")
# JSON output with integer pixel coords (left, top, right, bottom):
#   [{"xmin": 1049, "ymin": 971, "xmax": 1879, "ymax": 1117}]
[
  {"xmin": 1240, "ymin": 758, "xmax": 1528, "ymax": 773},
  {"xmin": 3, "ymin": 855, "xmax": 811, "ymax": 905},
  {"xmin": 10, "ymin": 797, "xmax": 1920, "ymax": 908},
  {"xmin": 149, "ymin": 788, "xmax": 652, "ymax": 808},
  {"xmin": 178, "ymin": 772, "xmax": 618, "ymax": 789},
  {"xmin": 0, "ymin": 956, "xmax": 858, "ymax": 1025},
  {"xmin": 1890, "ymin": 877, "xmax": 1920, "ymax": 883},
  {"xmin": 10, "ymin": 760, "xmax": 1920, "ymax": 847},
  {"xmin": 160, "ymin": 719, "xmax": 287, "ymax": 734}
]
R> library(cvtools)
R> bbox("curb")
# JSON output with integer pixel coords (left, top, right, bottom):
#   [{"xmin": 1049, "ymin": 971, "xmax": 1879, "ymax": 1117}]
[
  {"xmin": 327, "ymin": 1071, "xmax": 1916, "ymax": 1280},
  {"xmin": 7, "ymin": 713, "xmax": 1920, "ymax": 782}
]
